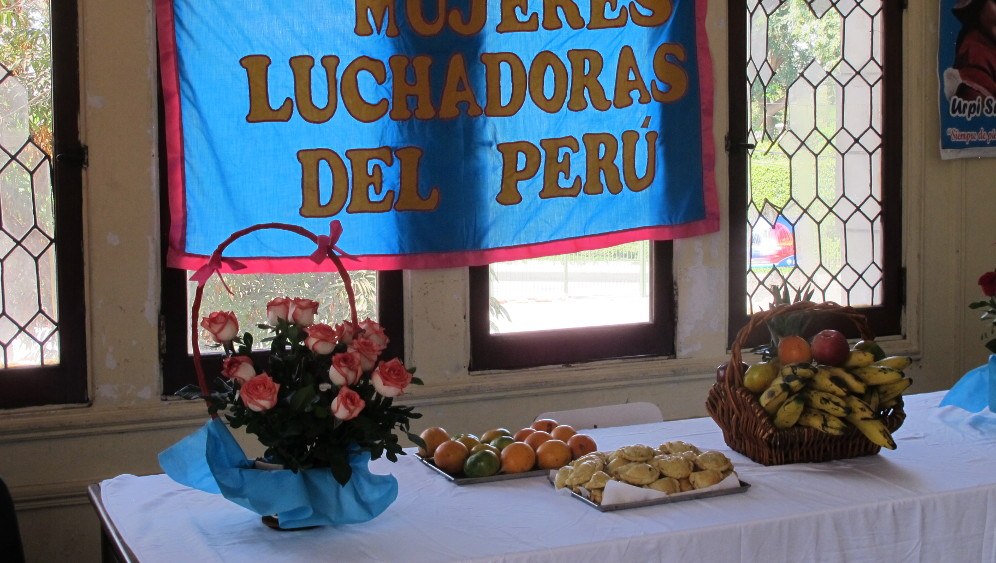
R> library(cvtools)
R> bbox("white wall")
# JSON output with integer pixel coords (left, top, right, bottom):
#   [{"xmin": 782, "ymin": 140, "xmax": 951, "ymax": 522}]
[{"xmin": 0, "ymin": 0, "xmax": 994, "ymax": 561}]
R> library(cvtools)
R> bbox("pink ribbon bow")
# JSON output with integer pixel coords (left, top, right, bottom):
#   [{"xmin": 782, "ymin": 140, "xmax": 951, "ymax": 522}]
[{"xmin": 310, "ymin": 220, "xmax": 353, "ymax": 263}]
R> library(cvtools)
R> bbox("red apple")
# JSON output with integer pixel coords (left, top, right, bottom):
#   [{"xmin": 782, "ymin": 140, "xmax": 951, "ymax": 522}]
[{"xmin": 810, "ymin": 329, "xmax": 850, "ymax": 366}]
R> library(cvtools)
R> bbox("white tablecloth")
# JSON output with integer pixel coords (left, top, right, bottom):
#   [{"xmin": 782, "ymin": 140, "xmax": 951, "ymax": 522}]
[{"xmin": 96, "ymin": 392, "xmax": 996, "ymax": 562}]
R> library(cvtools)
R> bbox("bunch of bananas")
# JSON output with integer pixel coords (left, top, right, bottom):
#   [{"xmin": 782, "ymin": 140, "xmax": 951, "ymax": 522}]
[{"xmin": 742, "ymin": 350, "xmax": 912, "ymax": 450}]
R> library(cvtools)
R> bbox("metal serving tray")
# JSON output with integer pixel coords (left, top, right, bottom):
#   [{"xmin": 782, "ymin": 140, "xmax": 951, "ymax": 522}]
[
  {"xmin": 415, "ymin": 454, "xmax": 549, "ymax": 485},
  {"xmin": 561, "ymin": 479, "xmax": 751, "ymax": 512}
]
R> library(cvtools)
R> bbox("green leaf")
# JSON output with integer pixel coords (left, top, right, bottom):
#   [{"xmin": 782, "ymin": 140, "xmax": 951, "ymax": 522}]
[
  {"xmin": 329, "ymin": 449, "xmax": 352, "ymax": 485},
  {"xmin": 407, "ymin": 432, "xmax": 426, "ymax": 450}
]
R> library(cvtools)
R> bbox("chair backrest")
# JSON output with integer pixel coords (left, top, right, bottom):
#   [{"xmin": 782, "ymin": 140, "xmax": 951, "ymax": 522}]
[
  {"xmin": 0, "ymin": 476, "xmax": 25, "ymax": 563},
  {"xmin": 535, "ymin": 402, "xmax": 663, "ymax": 430}
]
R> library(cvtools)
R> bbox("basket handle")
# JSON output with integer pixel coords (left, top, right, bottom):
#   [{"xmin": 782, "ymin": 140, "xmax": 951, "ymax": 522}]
[
  {"xmin": 188, "ymin": 221, "xmax": 358, "ymax": 413},
  {"xmin": 725, "ymin": 301, "xmax": 875, "ymax": 389}
]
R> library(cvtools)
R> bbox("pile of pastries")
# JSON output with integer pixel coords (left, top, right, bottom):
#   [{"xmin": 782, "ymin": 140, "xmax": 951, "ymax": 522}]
[{"xmin": 552, "ymin": 440, "xmax": 735, "ymax": 505}]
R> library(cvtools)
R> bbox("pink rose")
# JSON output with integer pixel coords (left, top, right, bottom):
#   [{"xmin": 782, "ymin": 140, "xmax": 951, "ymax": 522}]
[
  {"xmin": 266, "ymin": 297, "xmax": 291, "ymax": 325},
  {"xmin": 349, "ymin": 336, "xmax": 380, "ymax": 372},
  {"xmin": 201, "ymin": 311, "xmax": 239, "ymax": 344},
  {"xmin": 289, "ymin": 297, "xmax": 320, "ymax": 326},
  {"xmin": 303, "ymin": 323, "xmax": 338, "ymax": 355},
  {"xmin": 335, "ymin": 320, "xmax": 359, "ymax": 345},
  {"xmin": 329, "ymin": 351, "xmax": 363, "ymax": 386},
  {"xmin": 330, "ymin": 386, "xmax": 365, "ymax": 421},
  {"xmin": 371, "ymin": 358, "xmax": 413, "ymax": 398},
  {"xmin": 980, "ymin": 270, "xmax": 996, "ymax": 297},
  {"xmin": 359, "ymin": 318, "xmax": 389, "ymax": 352},
  {"xmin": 221, "ymin": 355, "xmax": 255, "ymax": 383},
  {"xmin": 240, "ymin": 373, "xmax": 280, "ymax": 412}
]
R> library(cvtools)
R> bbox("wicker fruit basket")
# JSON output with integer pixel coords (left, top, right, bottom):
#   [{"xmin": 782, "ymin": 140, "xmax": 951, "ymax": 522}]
[{"xmin": 705, "ymin": 301, "xmax": 906, "ymax": 465}]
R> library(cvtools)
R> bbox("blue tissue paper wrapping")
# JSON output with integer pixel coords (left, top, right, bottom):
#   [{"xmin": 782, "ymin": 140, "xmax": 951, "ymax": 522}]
[
  {"xmin": 940, "ymin": 354, "xmax": 996, "ymax": 413},
  {"xmin": 158, "ymin": 419, "xmax": 398, "ymax": 529}
]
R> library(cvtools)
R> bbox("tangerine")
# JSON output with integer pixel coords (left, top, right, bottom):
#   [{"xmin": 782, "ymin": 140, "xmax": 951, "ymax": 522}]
[
  {"xmin": 531, "ymin": 418, "xmax": 559, "ymax": 433},
  {"xmin": 524, "ymin": 430, "xmax": 552, "ymax": 451},
  {"xmin": 500, "ymin": 441, "xmax": 537, "ymax": 473},
  {"xmin": 418, "ymin": 426, "xmax": 450, "ymax": 458},
  {"xmin": 433, "ymin": 440, "xmax": 469, "ymax": 475},
  {"xmin": 550, "ymin": 424, "xmax": 577, "ymax": 442},
  {"xmin": 777, "ymin": 335, "xmax": 812, "ymax": 365},
  {"xmin": 567, "ymin": 434, "xmax": 598, "ymax": 459},
  {"xmin": 535, "ymin": 439, "xmax": 572, "ymax": 469}
]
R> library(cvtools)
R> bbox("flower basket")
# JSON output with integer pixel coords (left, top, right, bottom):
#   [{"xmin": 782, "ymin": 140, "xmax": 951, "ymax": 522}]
[
  {"xmin": 705, "ymin": 301, "xmax": 907, "ymax": 465},
  {"xmin": 159, "ymin": 221, "xmax": 422, "ymax": 529}
]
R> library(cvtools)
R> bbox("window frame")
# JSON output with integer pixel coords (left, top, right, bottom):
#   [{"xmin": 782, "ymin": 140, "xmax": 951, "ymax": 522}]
[
  {"xmin": 726, "ymin": 0, "xmax": 905, "ymax": 346},
  {"xmin": 468, "ymin": 241, "xmax": 675, "ymax": 371},
  {"xmin": 0, "ymin": 1, "xmax": 87, "ymax": 409}
]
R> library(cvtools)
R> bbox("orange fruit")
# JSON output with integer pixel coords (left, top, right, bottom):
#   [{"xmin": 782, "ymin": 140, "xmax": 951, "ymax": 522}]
[
  {"xmin": 535, "ymin": 439, "xmax": 572, "ymax": 469},
  {"xmin": 524, "ymin": 430, "xmax": 552, "ymax": 451},
  {"xmin": 500, "ymin": 441, "xmax": 537, "ymax": 473},
  {"xmin": 567, "ymin": 434, "xmax": 598, "ymax": 459},
  {"xmin": 513, "ymin": 427, "xmax": 536, "ymax": 442},
  {"xmin": 550, "ymin": 424, "xmax": 577, "ymax": 442},
  {"xmin": 531, "ymin": 418, "xmax": 559, "ymax": 433},
  {"xmin": 418, "ymin": 426, "xmax": 450, "ymax": 457},
  {"xmin": 777, "ymin": 335, "xmax": 812, "ymax": 365},
  {"xmin": 433, "ymin": 440, "xmax": 469, "ymax": 475}
]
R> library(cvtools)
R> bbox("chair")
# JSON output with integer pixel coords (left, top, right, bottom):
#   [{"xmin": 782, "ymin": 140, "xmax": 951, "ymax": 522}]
[
  {"xmin": 535, "ymin": 402, "xmax": 663, "ymax": 430},
  {"xmin": 0, "ymin": 475, "xmax": 25, "ymax": 563}
]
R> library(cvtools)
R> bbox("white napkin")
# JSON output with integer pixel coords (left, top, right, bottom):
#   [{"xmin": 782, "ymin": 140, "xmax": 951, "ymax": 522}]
[
  {"xmin": 553, "ymin": 470, "xmax": 742, "ymax": 507},
  {"xmin": 598, "ymin": 471, "xmax": 741, "ymax": 506}
]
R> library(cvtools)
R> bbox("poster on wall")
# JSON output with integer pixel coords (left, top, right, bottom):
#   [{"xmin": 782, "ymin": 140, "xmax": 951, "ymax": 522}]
[
  {"xmin": 938, "ymin": 0, "xmax": 996, "ymax": 159},
  {"xmin": 156, "ymin": 0, "xmax": 719, "ymax": 273}
]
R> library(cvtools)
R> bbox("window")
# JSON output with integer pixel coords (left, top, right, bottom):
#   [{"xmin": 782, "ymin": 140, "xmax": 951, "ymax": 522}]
[
  {"xmin": 0, "ymin": 0, "xmax": 86, "ymax": 408},
  {"xmin": 469, "ymin": 242, "xmax": 674, "ymax": 371},
  {"xmin": 728, "ymin": 0, "xmax": 904, "ymax": 343}
]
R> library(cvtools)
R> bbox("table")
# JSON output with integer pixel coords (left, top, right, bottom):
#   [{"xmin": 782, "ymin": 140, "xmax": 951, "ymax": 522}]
[{"xmin": 88, "ymin": 392, "xmax": 996, "ymax": 562}]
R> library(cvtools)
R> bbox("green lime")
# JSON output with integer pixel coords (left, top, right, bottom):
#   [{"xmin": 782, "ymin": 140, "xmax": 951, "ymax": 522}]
[
  {"xmin": 853, "ymin": 339, "xmax": 886, "ymax": 361},
  {"xmin": 489, "ymin": 435, "xmax": 516, "ymax": 451},
  {"xmin": 453, "ymin": 433, "xmax": 481, "ymax": 450},
  {"xmin": 479, "ymin": 428, "xmax": 513, "ymax": 443},
  {"xmin": 463, "ymin": 450, "xmax": 501, "ymax": 478},
  {"xmin": 471, "ymin": 443, "xmax": 500, "ymax": 456}
]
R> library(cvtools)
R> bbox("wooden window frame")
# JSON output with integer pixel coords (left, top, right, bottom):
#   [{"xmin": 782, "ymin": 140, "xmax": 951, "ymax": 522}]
[
  {"xmin": 468, "ymin": 242, "xmax": 675, "ymax": 371},
  {"xmin": 0, "ymin": 2, "xmax": 88, "ymax": 409},
  {"xmin": 726, "ymin": 0, "xmax": 904, "ymax": 345}
]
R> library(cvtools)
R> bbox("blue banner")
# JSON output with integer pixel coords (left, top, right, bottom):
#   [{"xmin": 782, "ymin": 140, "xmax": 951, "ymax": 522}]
[{"xmin": 157, "ymin": 0, "xmax": 719, "ymax": 271}]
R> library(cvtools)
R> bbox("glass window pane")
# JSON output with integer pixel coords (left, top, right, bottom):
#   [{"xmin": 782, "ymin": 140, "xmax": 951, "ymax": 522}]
[
  {"xmin": 187, "ymin": 270, "xmax": 377, "ymax": 352},
  {"xmin": 189, "ymin": 271, "xmax": 379, "ymax": 351},
  {"xmin": 0, "ymin": 0, "xmax": 59, "ymax": 368},
  {"xmin": 489, "ymin": 242, "xmax": 651, "ymax": 334},
  {"xmin": 744, "ymin": 0, "xmax": 884, "ymax": 314}
]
